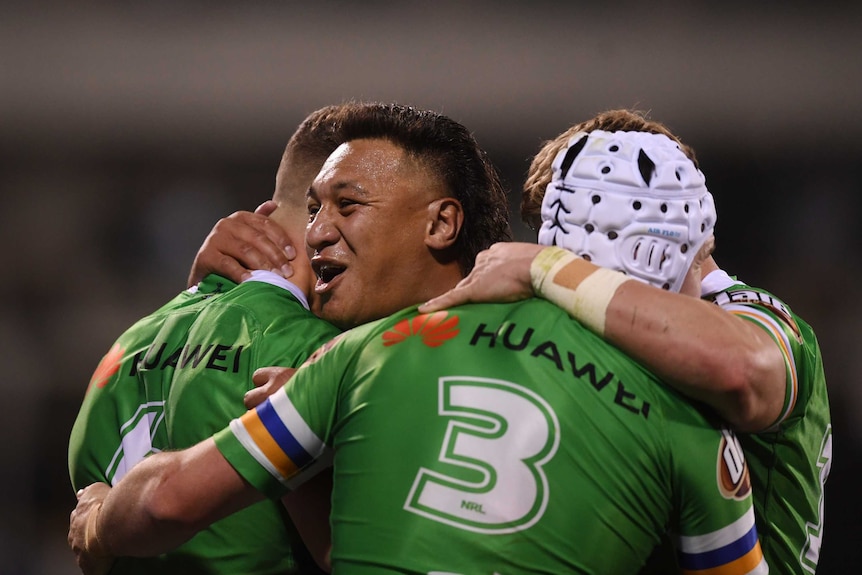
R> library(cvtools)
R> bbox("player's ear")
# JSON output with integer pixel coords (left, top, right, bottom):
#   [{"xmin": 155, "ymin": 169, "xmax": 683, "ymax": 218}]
[
  {"xmin": 425, "ymin": 197, "xmax": 463, "ymax": 250},
  {"xmin": 679, "ymin": 234, "xmax": 716, "ymax": 297}
]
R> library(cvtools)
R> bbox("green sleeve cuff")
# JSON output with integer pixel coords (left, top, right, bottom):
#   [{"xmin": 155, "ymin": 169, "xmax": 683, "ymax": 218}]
[{"xmin": 213, "ymin": 426, "xmax": 287, "ymax": 500}]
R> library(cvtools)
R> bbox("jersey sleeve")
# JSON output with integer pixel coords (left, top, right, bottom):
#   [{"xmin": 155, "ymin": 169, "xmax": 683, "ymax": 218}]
[
  {"xmin": 68, "ymin": 322, "xmax": 176, "ymax": 489},
  {"xmin": 711, "ymin": 286, "xmax": 810, "ymax": 428},
  {"xmin": 213, "ymin": 331, "xmax": 354, "ymax": 499},
  {"xmin": 68, "ymin": 339, "xmax": 129, "ymax": 489},
  {"xmin": 665, "ymin": 406, "xmax": 768, "ymax": 574},
  {"xmin": 68, "ymin": 284, "xmax": 227, "ymax": 490}
]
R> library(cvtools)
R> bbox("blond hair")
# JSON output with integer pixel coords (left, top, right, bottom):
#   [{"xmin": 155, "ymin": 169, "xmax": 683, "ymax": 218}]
[{"xmin": 522, "ymin": 109, "xmax": 698, "ymax": 229}]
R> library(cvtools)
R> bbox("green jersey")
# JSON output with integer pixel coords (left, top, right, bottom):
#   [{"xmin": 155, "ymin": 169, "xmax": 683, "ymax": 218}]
[
  {"xmin": 216, "ymin": 300, "xmax": 768, "ymax": 574},
  {"xmin": 703, "ymin": 271, "xmax": 832, "ymax": 574},
  {"xmin": 69, "ymin": 272, "xmax": 340, "ymax": 575}
]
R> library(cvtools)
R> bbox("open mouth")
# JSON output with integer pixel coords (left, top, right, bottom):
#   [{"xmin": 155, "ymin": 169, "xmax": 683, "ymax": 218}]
[{"xmin": 313, "ymin": 262, "xmax": 346, "ymax": 289}]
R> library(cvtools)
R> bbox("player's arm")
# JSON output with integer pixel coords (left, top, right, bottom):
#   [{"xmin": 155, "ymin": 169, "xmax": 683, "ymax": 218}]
[
  {"xmin": 68, "ymin": 340, "xmax": 135, "ymax": 490},
  {"xmin": 281, "ymin": 469, "xmax": 334, "ymax": 573},
  {"xmin": 69, "ymin": 438, "xmax": 263, "ymax": 568},
  {"xmin": 188, "ymin": 200, "xmax": 297, "ymax": 287},
  {"xmin": 421, "ymin": 243, "xmax": 786, "ymax": 432},
  {"xmin": 243, "ymin": 364, "xmax": 333, "ymax": 572},
  {"xmin": 668, "ymin": 410, "xmax": 768, "ymax": 574},
  {"xmin": 68, "ymin": 387, "xmax": 116, "ymax": 489}
]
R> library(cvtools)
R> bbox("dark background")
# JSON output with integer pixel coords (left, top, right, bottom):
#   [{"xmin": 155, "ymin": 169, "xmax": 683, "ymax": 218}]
[{"xmin": 1, "ymin": 3, "xmax": 859, "ymax": 573}]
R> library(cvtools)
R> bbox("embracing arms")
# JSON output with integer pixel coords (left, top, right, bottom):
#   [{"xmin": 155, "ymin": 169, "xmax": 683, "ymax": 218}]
[
  {"xmin": 69, "ymin": 438, "xmax": 261, "ymax": 573},
  {"xmin": 189, "ymin": 207, "xmax": 787, "ymax": 433},
  {"xmin": 420, "ymin": 243, "xmax": 787, "ymax": 432}
]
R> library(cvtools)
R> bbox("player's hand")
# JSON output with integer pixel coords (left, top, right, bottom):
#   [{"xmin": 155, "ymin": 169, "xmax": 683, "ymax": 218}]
[
  {"xmin": 419, "ymin": 242, "xmax": 544, "ymax": 313},
  {"xmin": 245, "ymin": 366, "xmax": 298, "ymax": 408},
  {"xmin": 187, "ymin": 200, "xmax": 298, "ymax": 287},
  {"xmin": 68, "ymin": 483, "xmax": 115, "ymax": 575}
]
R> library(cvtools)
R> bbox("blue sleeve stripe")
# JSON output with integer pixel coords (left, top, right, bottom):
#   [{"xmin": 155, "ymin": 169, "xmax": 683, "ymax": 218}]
[
  {"xmin": 256, "ymin": 399, "xmax": 313, "ymax": 468},
  {"xmin": 678, "ymin": 524, "xmax": 759, "ymax": 570}
]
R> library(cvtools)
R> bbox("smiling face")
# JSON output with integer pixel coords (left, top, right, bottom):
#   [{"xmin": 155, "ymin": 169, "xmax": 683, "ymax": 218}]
[{"xmin": 305, "ymin": 138, "xmax": 464, "ymax": 329}]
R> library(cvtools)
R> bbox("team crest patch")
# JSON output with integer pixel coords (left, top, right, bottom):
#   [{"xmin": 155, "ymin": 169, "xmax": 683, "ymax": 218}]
[
  {"xmin": 88, "ymin": 343, "xmax": 125, "ymax": 392},
  {"xmin": 717, "ymin": 427, "xmax": 751, "ymax": 500},
  {"xmin": 382, "ymin": 311, "xmax": 460, "ymax": 348}
]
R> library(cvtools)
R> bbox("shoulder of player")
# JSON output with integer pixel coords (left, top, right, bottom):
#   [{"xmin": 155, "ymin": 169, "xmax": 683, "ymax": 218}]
[
  {"xmin": 708, "ymin": 281, "xmax": 785, "ymax": 306},
  {"xmin": 710, "ymin": 283, "xmax": 820, "ymax": 349},
  {"xmin": 192, "ymin": 280, "xmax": 316, "ymax": 322},
  {"xmin": 327, "ymin": 299, "xmax": 579, "ymax": 357},
  {"xmin": 197, "ymin": 273, "xmax": 239, "ymax": 294}
]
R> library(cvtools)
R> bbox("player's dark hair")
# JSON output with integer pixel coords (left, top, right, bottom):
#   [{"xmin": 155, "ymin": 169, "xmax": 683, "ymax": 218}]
[{"xmin": 339, "ymin": 103, "xmax": 513, "ymax": 273}]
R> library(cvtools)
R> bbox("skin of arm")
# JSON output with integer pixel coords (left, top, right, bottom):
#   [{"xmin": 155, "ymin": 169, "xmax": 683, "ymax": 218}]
[
  {"xmin": 281, "ymin": 470, "xmax": 334, "ymax": 573},
  {"xmin": 420, "ymin": 242, "xmax": 787, "ymax": 432},
  {"xmin": 70, "ymin": 438, "xmax": 264, "ymax": 563},
  {"xmin": 245, "ymin": 367, "xmax": 333, "ymax": 570},
  {"xmin": 71, "ymin": 399, "xmax": 334, "ymax": 575}
]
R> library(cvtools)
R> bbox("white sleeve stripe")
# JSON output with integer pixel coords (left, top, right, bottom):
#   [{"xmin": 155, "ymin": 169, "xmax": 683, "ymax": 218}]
[
  {"xmin": 268, "ymin": 390, "xmax": 326, "ymax": 458},
  {"xmin": 228, "ymin": 418, "xmax": 292, "ymax": 486},
  {"xmin": 676, "ymin": 506, "xmax": 756, "ymax": 553},
  {"xmin": 750, "ymin": 557, "xmax": 770, "ymax": 575}
]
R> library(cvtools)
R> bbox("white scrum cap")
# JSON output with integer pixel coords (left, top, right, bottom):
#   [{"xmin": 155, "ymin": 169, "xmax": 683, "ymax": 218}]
[{"xmin": 538, "ymin": 130, "xmax": 717, "ymax": 292}]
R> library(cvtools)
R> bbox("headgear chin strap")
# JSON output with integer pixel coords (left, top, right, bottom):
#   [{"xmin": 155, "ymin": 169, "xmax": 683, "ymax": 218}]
[{"xmin": 537, "ymin": 130, "xmax": 717, "ymax": 292}]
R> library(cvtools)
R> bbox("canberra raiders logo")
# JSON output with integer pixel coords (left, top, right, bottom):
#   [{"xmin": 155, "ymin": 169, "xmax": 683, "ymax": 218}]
[{"xmin": 717, "ymin": 426, "xmax": 751, "ymax": 500}]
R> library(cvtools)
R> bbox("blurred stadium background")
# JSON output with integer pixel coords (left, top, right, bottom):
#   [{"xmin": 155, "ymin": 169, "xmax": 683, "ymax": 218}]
[{"xmin": 1, "ymin": 2, "xmax": 859, "ymax": 573}]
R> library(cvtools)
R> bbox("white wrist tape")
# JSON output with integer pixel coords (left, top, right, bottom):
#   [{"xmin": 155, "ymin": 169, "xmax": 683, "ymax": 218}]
[{"xmin": 530, "ymin": 247, "xmax": 630, "ymax": 335}]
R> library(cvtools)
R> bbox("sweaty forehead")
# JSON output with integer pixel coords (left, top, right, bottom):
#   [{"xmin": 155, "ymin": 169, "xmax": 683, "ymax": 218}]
[
  {"xmin": 317, "ymin": 139, "xmax": 407, "ymax": 181},
  {"xmin": 310, "ymin": 138, "xmax": 442, "ymax": 198}
]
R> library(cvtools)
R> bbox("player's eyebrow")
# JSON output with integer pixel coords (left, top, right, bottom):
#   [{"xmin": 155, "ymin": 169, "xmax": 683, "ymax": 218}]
[{"xmin": 307, "ymin": 181, "xmax": 370, "ymax": 200}]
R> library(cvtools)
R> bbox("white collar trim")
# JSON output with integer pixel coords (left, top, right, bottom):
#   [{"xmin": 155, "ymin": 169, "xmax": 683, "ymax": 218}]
[{"xmin": 243, "ymin": 269, "xmax": 310, "ymax": 310}]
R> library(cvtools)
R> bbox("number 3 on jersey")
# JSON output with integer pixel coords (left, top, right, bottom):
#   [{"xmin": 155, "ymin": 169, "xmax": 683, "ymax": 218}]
[{"xmin": 404, "ymin": 376, "xmax": 560, "ymax": 534}]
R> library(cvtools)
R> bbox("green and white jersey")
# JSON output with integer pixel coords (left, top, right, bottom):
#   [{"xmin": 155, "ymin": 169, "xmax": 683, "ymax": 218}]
[
  {"xmin": 703, "ymin": 270, "xmax": 832, "ymax": 574},
  {"xmin": 216, "ymin": 299, "xmax": 768, "ymax": 575},
  {"xmin": 70, "ymin": 274, "xmax": 234, "ymax": 488},
  {"xmin": 69, "ymin": 272, "xmax": 340, "ymax": 575}
]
